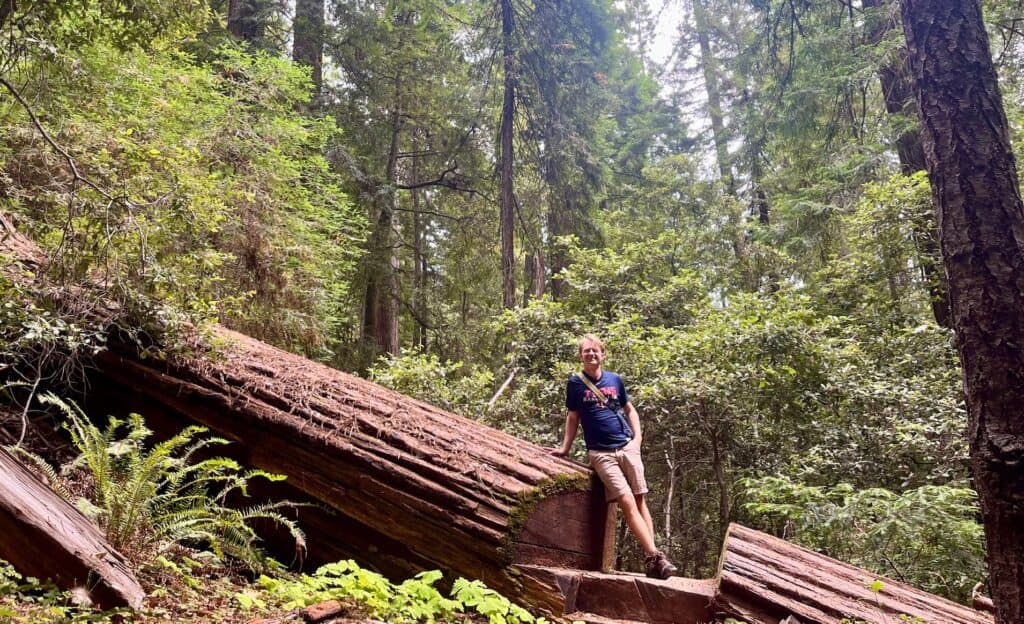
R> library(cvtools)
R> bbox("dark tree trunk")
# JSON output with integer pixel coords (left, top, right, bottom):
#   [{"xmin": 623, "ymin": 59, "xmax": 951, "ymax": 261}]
[
  {"xmin": 228, "ymin": 0, "xmax": 263, "ymax": 42},
  {"xmin": 0, "ymin": 0, "xmax": 15, "ymax": 29},
  {"xmin": 899, "ymin": 1, "xmax": 1024, "ymax": 621},
  {"xmin": 292, "ymin": 0, "xmax": 325, "ymax": 93},
  {"xmin": 863, "ymin": 0, "xmax": 952, "ymax": 328},
  {"xmin": 693, "ymin": 0, "xmax": 734, "ymax": 195},
  {"xmin": 749, "ymin": 135, "xmax": 770, "ymax": 226},
  {"xmin": 500, "ymin": 0, "xmax": 517, "ymax": 310}
]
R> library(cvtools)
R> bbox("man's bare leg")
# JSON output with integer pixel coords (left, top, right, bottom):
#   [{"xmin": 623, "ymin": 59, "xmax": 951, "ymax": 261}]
[
  {"xmin": 636, "ymin": 494, "xmax": 654, "ymax": 539},
  {"xmin": 617, "ymin": 492, "xmax": 657, "ymax": 556}
]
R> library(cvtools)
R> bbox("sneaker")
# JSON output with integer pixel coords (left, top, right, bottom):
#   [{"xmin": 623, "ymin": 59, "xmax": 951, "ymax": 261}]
[{"xmin": 644, "ymin": 551, "xmax": 678, "ymax": 579}]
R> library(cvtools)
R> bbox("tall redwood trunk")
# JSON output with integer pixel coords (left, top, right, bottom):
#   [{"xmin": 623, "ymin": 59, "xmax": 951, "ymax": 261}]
[
  {"xmin": 500, "ymin": 0, "xmax": 517, "ymax": 310},
  {"xmin": 899, "ymin": 1, "xmax": 1024, "ymax": 621},
  {"xmin": 292, "ymin": 0, "xmax": 325, "ymax": 93},
  {"xmin": 863, "ymin": 0, "xmax": 951, "ymax": 328},
  {"xmin": 693, "ymin": 0, "xmax": 734, "ymax": 195},
  {"xmin": 362, "ymin": 75, "xmax": 403, "ymax": 357}
]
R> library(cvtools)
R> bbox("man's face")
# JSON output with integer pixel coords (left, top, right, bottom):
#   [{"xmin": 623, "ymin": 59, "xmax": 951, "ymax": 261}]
[{"xmin": 579, "ymin": 340, "xmax": 605, "ymax": 368}]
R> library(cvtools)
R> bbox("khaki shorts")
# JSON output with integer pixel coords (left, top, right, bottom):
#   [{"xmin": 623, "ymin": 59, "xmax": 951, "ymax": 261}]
[{"xmin": 588, "ymin": 438, "xmax": 648, "ymax": 502}]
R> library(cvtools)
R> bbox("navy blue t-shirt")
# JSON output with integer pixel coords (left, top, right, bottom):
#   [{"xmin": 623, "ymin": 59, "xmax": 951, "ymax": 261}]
[{"xmin": 566, "ymin": 371, "xmax": 633, "ymax": 451}]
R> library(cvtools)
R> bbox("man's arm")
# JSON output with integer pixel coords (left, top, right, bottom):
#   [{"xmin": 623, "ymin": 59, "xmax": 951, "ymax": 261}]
[
  {"xmin": 625, "ymin": 402, "xmax": 642, "ymax": 444},
  {"xmin": 551, "ymin": 410, "xmax": 580, "ymax": 456}
]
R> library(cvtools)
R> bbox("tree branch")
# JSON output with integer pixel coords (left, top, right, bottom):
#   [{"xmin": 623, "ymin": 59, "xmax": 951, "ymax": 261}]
[
  {"xmin": 396, "ymin": 162, "xmax": 460, "ymax": 190},
  {"xmin": 0, "ymin": 77, "xmax": 122, "ymax": 205}
]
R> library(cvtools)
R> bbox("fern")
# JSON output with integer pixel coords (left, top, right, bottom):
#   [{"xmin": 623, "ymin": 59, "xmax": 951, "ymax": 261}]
[{"xmin": 23, "ymin": 393, "xmax": 305, "ymax": 572}]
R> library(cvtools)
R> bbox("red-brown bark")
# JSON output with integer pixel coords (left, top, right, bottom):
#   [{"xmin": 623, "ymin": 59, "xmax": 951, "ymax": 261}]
[
  {"xmin": 715, "ymin": 524, "xmax": 993, "ymax": 624},
  {"xmin": 898, "ymin": 1, "xmax": 1024, "ymax": 621},
  {"xmin": 0, "ymin": 447, "xmax": 145, "ymax": 609}
]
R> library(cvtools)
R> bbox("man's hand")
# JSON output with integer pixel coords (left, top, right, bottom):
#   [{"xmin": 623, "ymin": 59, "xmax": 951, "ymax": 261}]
[{"xmin": 549, "ymin": 447, "xmax": 568, "ymax": 457}]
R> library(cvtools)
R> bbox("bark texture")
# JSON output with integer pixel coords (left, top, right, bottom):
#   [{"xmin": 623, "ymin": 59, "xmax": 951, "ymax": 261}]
[
  {"xmin": 89, "ymin": 328, "xmax": 604, "ymax": 611},
  {"xmin": 899, "ymin": 1, "xmax": 1024, "ymax": 621},
  {"xmin": 0, "ymin": 447, "xmax": 145, "ymax": 609},
  {"xmin": 500, "ymin": 0, "xmax": 517, "ymax": 310},
  {"xmin": 715, "ymin": 524, "xmax": 994, "ymax": 624}
]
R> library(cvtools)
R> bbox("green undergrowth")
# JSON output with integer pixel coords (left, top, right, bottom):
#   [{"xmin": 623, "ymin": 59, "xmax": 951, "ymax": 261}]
[{"xmin": 0, "ymin": 558, "xmax": 553, "ymax": 624}]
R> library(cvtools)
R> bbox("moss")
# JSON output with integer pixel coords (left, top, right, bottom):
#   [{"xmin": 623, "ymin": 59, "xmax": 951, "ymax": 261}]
[{"xmin": 499, "ymin": 471, "xmax": 592, "ymax": 565}]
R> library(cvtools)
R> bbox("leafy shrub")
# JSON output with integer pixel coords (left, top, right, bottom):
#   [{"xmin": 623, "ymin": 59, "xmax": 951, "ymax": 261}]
[
  {"xmin": 248, "ymin": 560, "xmax": 548, "ymax": 624},
  {"xmin": 368, "ymin": 351, "xmax": 494, "ymax": 416},
  {"xmin": 10, "ymin": 394, "xmax": 304, "ymax": 573},
  {"xmin": 742, "ymin": 475, "xmax": 985, "ymax": 602}
]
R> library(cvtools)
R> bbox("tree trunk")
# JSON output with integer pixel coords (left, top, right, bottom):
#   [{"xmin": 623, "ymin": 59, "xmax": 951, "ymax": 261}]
[
  {"xmin": 862, "ymin": 0, "xmax": 952, "ymax": 328},
  {"xmin": 292, "ymin": 0, "xmax": 325, "ymax": 94},
  {"xmin": 412, "ymin": 151, "xmax": 428, "ymax": 351},
  {"xmin": 500, "ymin": 0, "xmax": 517, "ymax": 310},
  {"xmin": 547, "ymin": 193, "xmax": 573, "ymax": 300},
  {"xmin": 899, "ymin": 1, "xmax": 1024, "ymax": 621},
  {"xmin": 362, "ymin": 75, "xmax": 403, "ymax": 357},
  {"xmin": 716, "ymin": 524, "xmax": 994, "ymax": 624},
  {"xmin": 0, "ymin": 447, "xmax": 145, "ymax": 609},
  {"xmin": 692, "ymin": 0, "xmax": 734, "ymax": 195},
  {"xmin": 0, "ymin": 0, "xmax": 15, "ymax": 29},
  {"xmin": 228, "ymin": 0, "xmax": 262, "ymax": 42}
]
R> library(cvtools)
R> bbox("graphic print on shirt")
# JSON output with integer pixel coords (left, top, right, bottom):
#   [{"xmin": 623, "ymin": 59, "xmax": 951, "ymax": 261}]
[{"xmin": 566, "ymin": 372, "xmax": 632, "ymax": 451}]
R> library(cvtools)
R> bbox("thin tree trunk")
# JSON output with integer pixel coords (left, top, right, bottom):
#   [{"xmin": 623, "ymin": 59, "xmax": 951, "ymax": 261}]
[
  {"xmin": 863, "ymin": 0, "xmax": 952, "ymax": 328},
  {"xmin": 500, "ymin": 0, "xmax": 517, "ymax": 310},
  {"xmin": 663, "ymin": 437, "xmax": 678, "ymax": 553},
  {"xmin": 412, "ymin": 149, "xmax": 428, "ymax": 351},
  {"xmin": 523, "ymin": 254, "xmax": 536, "ymax": 306},
  {"xmin": 899, "ymin": 1, "xmax": 1024, "ymax": 620},
  {"xmin": 292, "ymin": 0, "xmax": 325, "ymax": 94},
  {"xmin": 693, "ymin": 0, "xmax": 734, "ymax": 195},
  {"xmin": 709, "ymin": 426, "xmax": 730, "ymax": 540}
]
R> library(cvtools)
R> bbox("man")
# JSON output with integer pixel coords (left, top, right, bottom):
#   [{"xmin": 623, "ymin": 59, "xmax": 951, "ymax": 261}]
[{"xmin": 551, "ymin": 334, "xmax": 678, "ymax": 579}]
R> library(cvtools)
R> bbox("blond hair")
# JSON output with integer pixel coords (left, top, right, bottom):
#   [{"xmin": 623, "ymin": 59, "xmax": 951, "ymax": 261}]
[{"xmin": 578, "ymin": 334, "xmax": 605, "ymax": 354}]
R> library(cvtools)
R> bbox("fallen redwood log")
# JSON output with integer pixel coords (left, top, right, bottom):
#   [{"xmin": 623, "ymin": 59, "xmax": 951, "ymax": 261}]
[
  {"xmin": 0, "ymin": 446, "xmax": 145, "ymax": 609},
  {"xmin": 715, "ymin": 524, "xmax": 993, "ymax": 624},
  {"xmin": 89, "ymin": 329, "xmax": 607, "ymax": 612},
  {"xmin": 1, "ymin": 212, "xmax": 607, "ymax": 612}
]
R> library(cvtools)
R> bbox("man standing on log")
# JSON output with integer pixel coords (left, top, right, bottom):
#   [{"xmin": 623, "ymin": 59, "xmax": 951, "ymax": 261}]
[{"xmin": 551, "ymin": 334, "xmax": 678, "ymax": 579}]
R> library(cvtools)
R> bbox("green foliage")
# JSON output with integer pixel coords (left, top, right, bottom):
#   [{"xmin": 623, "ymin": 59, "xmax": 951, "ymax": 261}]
[
  {"xmin": 742, "ymin": 475, "xmax": 985, "ymax": 602},
  {"xmin": 11, "ymin": 393, "xmax": 303, "ymax": 572},
  {"xmin": 368, "ymin": 351, "xmax": 494, "ymax": 416},
  {"xmin": 250, "ymin": 560, "xmax": 549, "ymax": 624},
  {"xmin": 0, "ymin": 559, "xmax": 130, "ymax": 622},
  {"xmin": 4, "ymin": 23, "xmax": 365, "ymax": 358}
]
